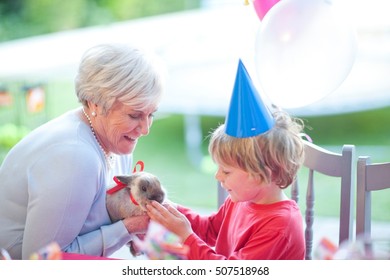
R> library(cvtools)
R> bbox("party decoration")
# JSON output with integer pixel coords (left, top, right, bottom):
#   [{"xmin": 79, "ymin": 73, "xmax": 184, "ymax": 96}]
[
  {"xmin": 225, "ymin": 59, "xmax": 275, "ymax": 138},
  {"xmin": 26, "ymin": 85, "xmax": 45, "ymax": 113},
  {"xmin": 1, "ymin": 248, "xmax": 12, "ymax": 260},
  {"xmin": 0, "ymin": 87, "xmax": 12, "ymax": 107},
  {"xmin": 133, "ymin": 220, "xmax": 189, "ymax": 260},
  {"xmin": 314, "ymin": 237, "xmax": 338, "ymax": 260},
  {"xmin": 1, "ymin": 243, "xmax": 62, "ymax": 260},
  {"xmin": 314, "ymin": 236, "xmax": 390, "ymax": 260},
  {"xmin": 255, "ymin": 0, "xmax": 357, "ymax": 108},
  {"xmin": 29, "ymin": 242, "xmax": 62, "ymax": 260},
  {"xmin": 253, "ymin": 0, "xmax": 280, "ymax": 21}
]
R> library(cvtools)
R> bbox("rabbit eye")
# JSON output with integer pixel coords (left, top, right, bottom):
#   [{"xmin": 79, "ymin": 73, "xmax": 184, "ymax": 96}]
[{"xmin": 141, "ymin": 185, "xmax": 147, "ymax": 192}]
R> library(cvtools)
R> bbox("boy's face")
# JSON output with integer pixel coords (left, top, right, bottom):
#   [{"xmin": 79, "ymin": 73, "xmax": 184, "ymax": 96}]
[{"xmin": 215, "ymin": 164, "xmax": 263, "ymax": 203}]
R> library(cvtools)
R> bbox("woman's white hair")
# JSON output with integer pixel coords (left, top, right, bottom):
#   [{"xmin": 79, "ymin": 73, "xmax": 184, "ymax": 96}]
[{"xmin": 75, "ymin": 43, "xmax": 164, "ymax": 114}]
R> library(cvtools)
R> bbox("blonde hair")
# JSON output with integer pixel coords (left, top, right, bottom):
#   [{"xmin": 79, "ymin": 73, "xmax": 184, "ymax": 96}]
[
  {"xmin": 208, "ymin": 110, "xmax": 305, "ymax": 188},
  {"xmin": 75, "ymin": 43, "xmax": 164, "ymax": 114}
]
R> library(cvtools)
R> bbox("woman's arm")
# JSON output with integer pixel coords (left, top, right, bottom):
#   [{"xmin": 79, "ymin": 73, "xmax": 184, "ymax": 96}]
[{"xmin": 22, "ymin": 144, "xmax": 131, "ymax": 258}]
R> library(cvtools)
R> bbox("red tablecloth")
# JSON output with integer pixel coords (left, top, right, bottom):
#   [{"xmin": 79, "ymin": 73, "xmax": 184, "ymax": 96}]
[{"xmin": 61, "ymin": 252, "xmax": 118, "ymax": 260}]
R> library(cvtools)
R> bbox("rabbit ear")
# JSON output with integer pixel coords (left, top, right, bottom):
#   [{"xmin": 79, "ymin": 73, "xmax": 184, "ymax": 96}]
[
  {"xmin": 107, "ymin": 176, "xmax": 134, "ymax": 195},
  {"xmin": 114, "ymin": 175, "xmax": 133, "ymax": 186}
]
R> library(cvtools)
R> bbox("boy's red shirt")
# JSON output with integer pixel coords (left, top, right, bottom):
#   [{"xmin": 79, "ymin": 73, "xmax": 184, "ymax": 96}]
[{"xmin": 179, "ymin": 198, "xmax": 305, "ymax": 260}]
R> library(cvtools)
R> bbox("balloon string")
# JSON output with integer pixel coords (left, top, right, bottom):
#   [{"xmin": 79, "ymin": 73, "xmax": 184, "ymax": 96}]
[{"xmin": 299, "ymin": 133, "xmax": 313, "ymax": 143}]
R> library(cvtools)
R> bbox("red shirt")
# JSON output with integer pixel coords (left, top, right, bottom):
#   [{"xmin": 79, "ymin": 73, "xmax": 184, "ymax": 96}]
[{"xmin": 179, "ymin": 198, "xmax": 305, "ymax": 260}]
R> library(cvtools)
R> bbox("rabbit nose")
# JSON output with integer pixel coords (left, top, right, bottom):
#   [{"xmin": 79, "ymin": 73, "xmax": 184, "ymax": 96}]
[{"xmin": 149, "ymin": 193, "xmax": 164, "ymax": 203}]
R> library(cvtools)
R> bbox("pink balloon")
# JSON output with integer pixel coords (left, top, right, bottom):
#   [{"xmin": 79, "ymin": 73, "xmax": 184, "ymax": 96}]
[{"xmin": 253, "ymin": 0, "xmax": 281, "ymax": 20}]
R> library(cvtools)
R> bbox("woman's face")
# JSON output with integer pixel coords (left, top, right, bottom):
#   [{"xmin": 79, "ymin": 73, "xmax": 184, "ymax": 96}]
[{"xmin": 94, "ymin": 101, "xmax": 157, "ymax": 155}]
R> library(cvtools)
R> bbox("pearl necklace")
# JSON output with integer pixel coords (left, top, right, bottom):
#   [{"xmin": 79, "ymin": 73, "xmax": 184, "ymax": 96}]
[{"xmin": 82, "ymin": 108, "xmax": 116, "ymax": 169}]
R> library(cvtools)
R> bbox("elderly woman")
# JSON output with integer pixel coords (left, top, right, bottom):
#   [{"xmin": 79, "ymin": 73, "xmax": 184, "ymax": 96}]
[{"xmin": 0, "ymin": 43, "xmax": 164, "ymax": 259}]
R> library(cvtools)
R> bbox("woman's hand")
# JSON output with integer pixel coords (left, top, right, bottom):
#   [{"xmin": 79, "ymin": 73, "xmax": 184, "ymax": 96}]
[
  {"xmin": 122, "ymin": 215, "xmax": 150, "ymax": 234},
  {"xmin": 146, "ymin": 201, "xmax": 192, "ymax": 242}
]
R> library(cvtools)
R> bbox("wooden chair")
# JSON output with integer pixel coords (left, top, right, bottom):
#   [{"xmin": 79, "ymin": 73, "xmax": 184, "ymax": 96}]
[
  {"xmin": 291, "ymin": 140, "xmax": 355, "ymax": 259},
  {"xmin": 356, "ymin": 156, "xmax": 390, "ymax": 240}
]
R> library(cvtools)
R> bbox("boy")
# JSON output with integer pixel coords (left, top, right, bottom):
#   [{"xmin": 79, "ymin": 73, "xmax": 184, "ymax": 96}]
[{"xmin": 147, "ymin": 60, "xmax": 305, "ymax": 260}]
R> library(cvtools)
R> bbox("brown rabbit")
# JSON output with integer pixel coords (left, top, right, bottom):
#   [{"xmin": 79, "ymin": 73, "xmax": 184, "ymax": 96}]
[{"xmin": 106, "ymin": 172, "xmax": 166, "ymax": 256}]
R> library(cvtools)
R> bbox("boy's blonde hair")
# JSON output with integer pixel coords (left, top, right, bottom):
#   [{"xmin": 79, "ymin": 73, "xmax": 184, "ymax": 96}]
[{"xmin": 208, "ymin": 110, "xmax": 305, "ymax": 188}]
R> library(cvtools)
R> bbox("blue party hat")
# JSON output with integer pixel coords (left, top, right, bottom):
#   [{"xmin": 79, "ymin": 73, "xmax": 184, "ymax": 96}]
[{"xmin": 225, "ymin": 59, "xmax": 275, "ymax": 138}]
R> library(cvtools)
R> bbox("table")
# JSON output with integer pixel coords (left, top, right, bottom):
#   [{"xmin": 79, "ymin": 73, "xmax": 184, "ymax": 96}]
[{"xmin": 61, "ymin": 252, "xmax": 117, "ymax": 260}]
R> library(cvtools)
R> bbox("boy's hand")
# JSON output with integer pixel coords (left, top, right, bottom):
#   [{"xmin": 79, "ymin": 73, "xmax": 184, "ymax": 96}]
[{"xmin": 146, "ymin": 201, "xmax": 192, "ymax": 242}]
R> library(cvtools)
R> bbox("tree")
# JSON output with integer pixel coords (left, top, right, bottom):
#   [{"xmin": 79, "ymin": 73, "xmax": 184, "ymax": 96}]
[{"xmin": 0, "ymin": 0, "xmax": 200, "ymax": 42}]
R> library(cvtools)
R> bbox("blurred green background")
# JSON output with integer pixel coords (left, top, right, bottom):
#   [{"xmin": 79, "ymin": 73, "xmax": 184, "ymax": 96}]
[
  {"xmin": 1, "ymin": 0, "xmax": 389, "ymax": 223},
  {"xmin": 0, "ymin": 0, "xmax": 201, "ymax": 42}
]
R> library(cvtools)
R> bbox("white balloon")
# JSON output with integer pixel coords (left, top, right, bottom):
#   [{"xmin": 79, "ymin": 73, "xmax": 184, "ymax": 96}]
[{"xmin": 255, "ymin": 0, "xmax": 357, "ymax": 108}]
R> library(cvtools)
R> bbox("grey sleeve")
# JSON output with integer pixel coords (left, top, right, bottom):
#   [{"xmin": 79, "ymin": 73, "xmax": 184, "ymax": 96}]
[{"xmin": 22, "ymin": 144, "xmax": 132, "ymax": 258}]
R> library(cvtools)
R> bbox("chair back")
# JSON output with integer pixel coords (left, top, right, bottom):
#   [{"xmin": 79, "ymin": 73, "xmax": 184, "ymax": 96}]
[
  {"xmin": 356, "ymin": 156, "xmax": 390, "ymax": 239},
  {"xmin": 291, "ymin": 140, "xmax": 355, "ymax": 259}
]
